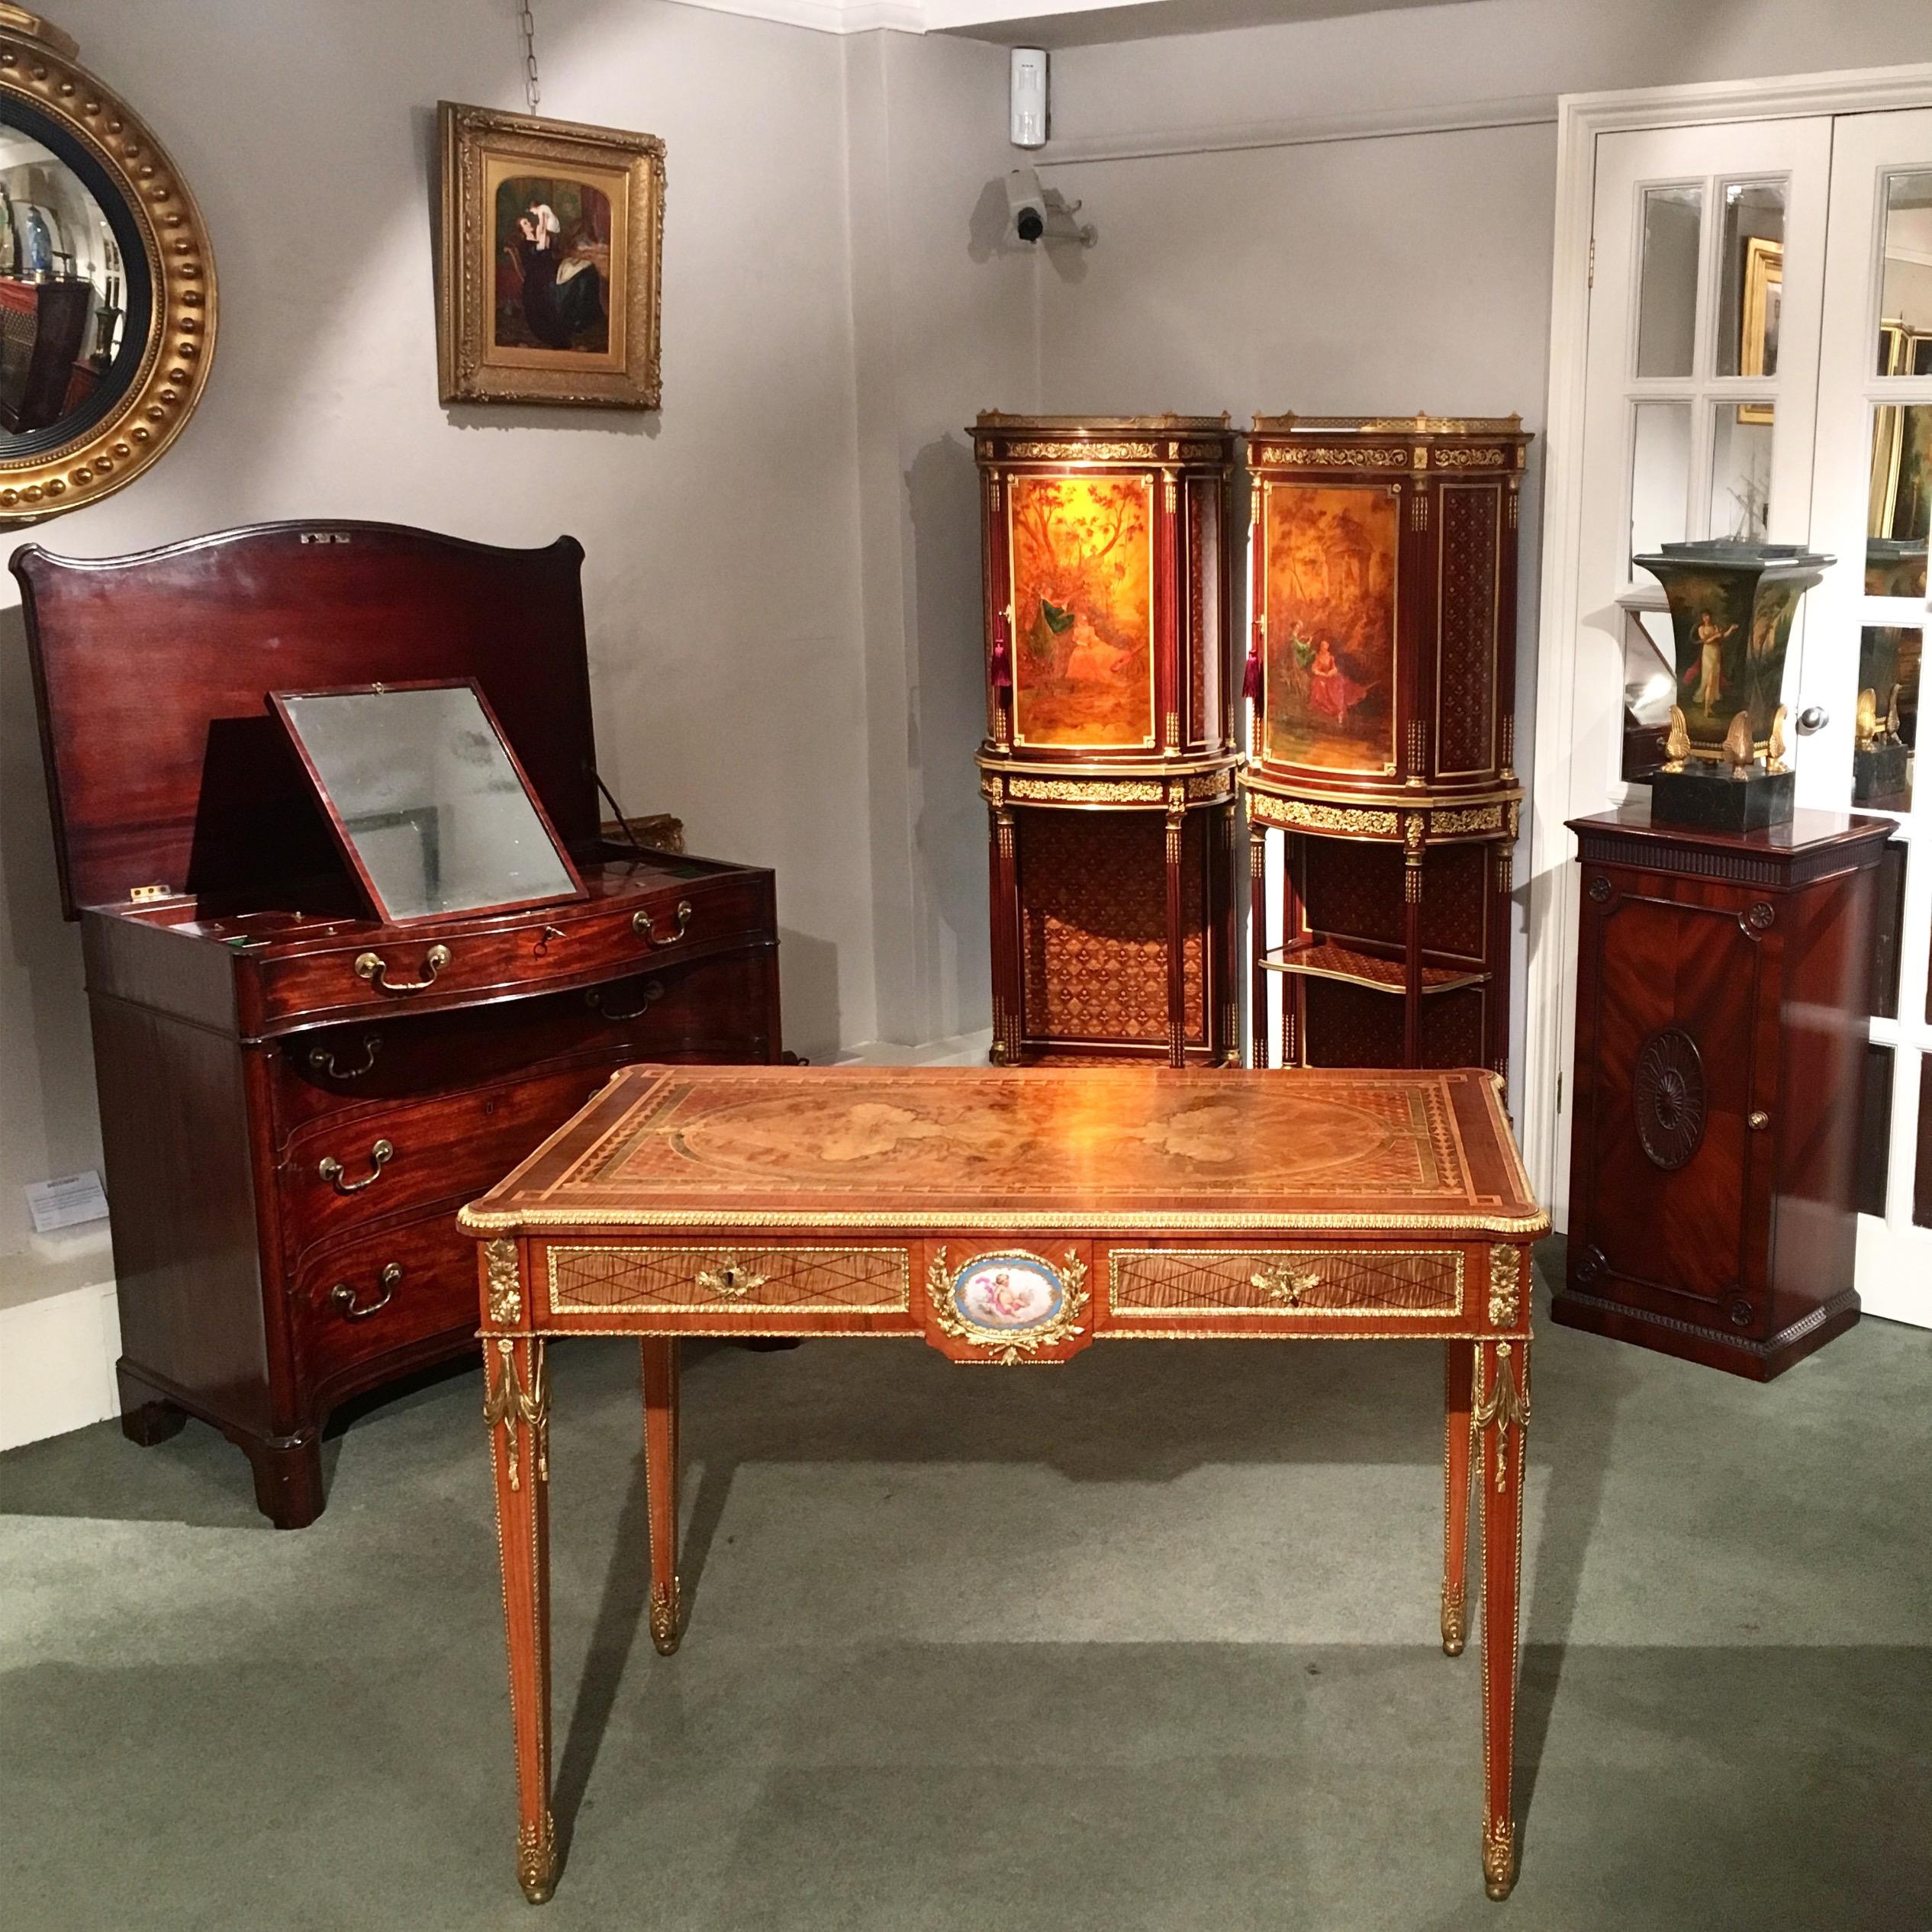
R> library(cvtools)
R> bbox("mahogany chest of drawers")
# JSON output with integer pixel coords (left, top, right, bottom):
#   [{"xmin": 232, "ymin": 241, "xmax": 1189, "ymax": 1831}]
[
  {"xmin": 1557, "ymin": 803, "xmax": 1892, "ymax": 1379},
  {"xmin": 17, "ymin": 521, "xmax": 782, "ymax": 1523}
]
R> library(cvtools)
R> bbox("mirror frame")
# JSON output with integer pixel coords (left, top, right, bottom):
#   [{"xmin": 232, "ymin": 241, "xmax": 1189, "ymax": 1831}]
[
  {"xmin": 0, "ymin": 7, "xmax": 214, "ymax": 524},
  {"xmin": 268, "ymin": 677, "xmax": 588, "ymax": 927}
]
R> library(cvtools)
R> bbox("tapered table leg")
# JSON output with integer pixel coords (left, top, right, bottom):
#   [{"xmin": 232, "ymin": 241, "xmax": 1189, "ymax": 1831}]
[
  {"xmin": 642, "ymin": 1338, "xmax": 684, "ymax": 1655},
  {"xmin": 1248, "ymin": 818, "xmax": 1269, "ymax": 1068},
  {"xmin": 1476, "ymin": 1336, "xmax": 1530, "ymax": 1901},
  {"xmin": 1164, "ymin": 804, "xmax": 1187, "ymax": 1067},
  {"xmin": 485, "ymin": 1333, "xmax": 555, "ymax": 1904},
  {"xmin": 1441, "ymin": 1340, "xmax": 1474, "ymax": 1656}
]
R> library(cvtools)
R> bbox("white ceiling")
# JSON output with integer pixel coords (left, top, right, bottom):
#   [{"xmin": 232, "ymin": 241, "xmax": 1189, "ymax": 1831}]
[
  {"xmin": 667, "ymin": 0, "xmax": 1470, "ymax": 43},
  {"xmin": 939, "ymin": 0, "xmax": 1472, "ymax": 50}
]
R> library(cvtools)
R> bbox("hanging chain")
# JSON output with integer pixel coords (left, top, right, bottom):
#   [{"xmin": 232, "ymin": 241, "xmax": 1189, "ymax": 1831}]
[{"xmin": 517, "ymin": 0, "xmax": 541, "ymax": 115}]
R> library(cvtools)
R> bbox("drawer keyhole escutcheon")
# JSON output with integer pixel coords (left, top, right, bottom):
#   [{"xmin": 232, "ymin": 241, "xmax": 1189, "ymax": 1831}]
[
  {"xmin": 633, "ymin": 900, "xmax": 693, "ymax": 947},
  {"xmin": 331, "ymin": 1262, "xmax": 401, "ymax": 1320},
  {"xmin": 697, "ymin": 1257, "xmax": 767, "ymax": 1298},
  {"xmin": 319, "ymin": 1138, "xmax": 393, "ymax": 1194},
  {"xmin": 355, "ymin": 944, "xmax": 451, "ymax": 993},
  {"xmin": 1251, "ymin": 1262, "xmax": 1320, "ymax": 1307}
]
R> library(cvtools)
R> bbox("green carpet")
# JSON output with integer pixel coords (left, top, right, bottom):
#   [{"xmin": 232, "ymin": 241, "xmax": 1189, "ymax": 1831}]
[{"xmin": 3, "ymin": 1265, "xmax": 1927, "ymax": 1931}]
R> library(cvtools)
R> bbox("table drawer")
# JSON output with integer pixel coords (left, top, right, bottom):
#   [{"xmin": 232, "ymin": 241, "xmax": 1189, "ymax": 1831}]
[
  {"xmin": 539, "ymin": 1240, "xmax": 916, "ymax": 1331},
  {"xmin": 253, "ymin": 877, "xmax": 768, "ymax": 1029},
  {"xmin": 272, "ymin": 946, "xmax": 774, "ymax": 1137},
  {"xmin": 1100, "ymin": 1245, "xmax": 1469, "ymax": 1329},
  {"xmin": 279, "ymin": 1063, "xmax": 620, "ymax": 1264},
  {"xmin": 294, "ymin": 1211, "xmax": 478, "ymax": 1401}
]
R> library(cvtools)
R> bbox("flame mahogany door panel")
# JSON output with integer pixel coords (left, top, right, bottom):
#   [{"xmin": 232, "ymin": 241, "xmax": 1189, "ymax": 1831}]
[{"xmin": 1559, "ymin": 803, "xmax": 1892, "ymax": 1378}]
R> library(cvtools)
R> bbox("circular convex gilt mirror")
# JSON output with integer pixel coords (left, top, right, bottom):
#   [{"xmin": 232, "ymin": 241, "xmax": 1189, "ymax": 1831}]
[{"xmin": 0, "ymin": 7, "xmax": 213, "ymax": 523}]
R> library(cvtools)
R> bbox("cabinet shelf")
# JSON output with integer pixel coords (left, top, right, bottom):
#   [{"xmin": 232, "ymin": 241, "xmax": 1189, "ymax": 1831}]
[{"xmin": 1260, "ymin": 940, "xmax": 1489, "ymax": 997}]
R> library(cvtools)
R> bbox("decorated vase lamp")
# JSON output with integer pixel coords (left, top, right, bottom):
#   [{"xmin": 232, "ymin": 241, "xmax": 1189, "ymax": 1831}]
[{"xmin": 1634, "ymin": 540, "xmax": 1833, "ymax": 832}]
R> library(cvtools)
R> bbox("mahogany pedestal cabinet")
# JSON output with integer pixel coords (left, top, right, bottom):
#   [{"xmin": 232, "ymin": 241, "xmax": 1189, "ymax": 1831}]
[
  {"xmin": 973, "ymin": 413, "xmax": 1240, "ymax": 1066},
  {"xmin": 1557, "ymin": 803, "xmax": 1892, "ymax": 1378},
  {"xmin": 16, "ymin": 521, "xmax": 783, "ymax": 1525},
  {"xmin": 1241, "ymin": 414, "xmax": 1529, "ymax": 1073}
]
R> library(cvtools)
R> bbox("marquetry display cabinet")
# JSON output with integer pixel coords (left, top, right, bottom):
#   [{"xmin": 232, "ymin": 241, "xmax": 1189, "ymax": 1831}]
[
  {"xmin": 973, "ymin": 412, "xmax": 1240, "ymax": 1065},
  {"xmin": 1557, "ymin": 803, "xmax": 1892, "ymax": 1379},
  {"xmin": 1241, "ymin": 414, "xmax": 1530, "ymax": 1074}
]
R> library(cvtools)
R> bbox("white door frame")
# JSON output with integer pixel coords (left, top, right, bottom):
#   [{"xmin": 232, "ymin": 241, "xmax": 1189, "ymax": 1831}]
[{"xmin": 1523, "ymin": 60, "xmax": 1932, "ymax": 1217}]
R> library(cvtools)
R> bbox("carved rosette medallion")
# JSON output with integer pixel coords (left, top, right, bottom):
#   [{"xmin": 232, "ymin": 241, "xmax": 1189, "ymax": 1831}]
[
  {"xmin": 1632, "ymin": 1027, "xmax": 1707, "ymax": 1171},
  {"xmin": 928, "ymin": 1246, "xmax": 1089, "ymax": 1364}
]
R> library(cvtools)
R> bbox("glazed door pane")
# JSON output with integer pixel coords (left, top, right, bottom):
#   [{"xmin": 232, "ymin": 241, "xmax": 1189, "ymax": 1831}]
[{"xmin": 1805, "ymin": 108, "xmax": 1932, "ymax": 1324}]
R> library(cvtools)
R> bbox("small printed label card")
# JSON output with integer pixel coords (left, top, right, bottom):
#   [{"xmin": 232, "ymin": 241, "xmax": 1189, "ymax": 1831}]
[{"xmin": 25, "ymin": 1170, "xmax": 110, "ymax": 1235}]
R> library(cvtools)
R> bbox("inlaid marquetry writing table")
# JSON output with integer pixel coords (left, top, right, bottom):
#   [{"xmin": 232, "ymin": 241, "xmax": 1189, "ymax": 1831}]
[{"xmin": 459, "ymin": 1063, "xmax": 1547, "ymax": 1905}]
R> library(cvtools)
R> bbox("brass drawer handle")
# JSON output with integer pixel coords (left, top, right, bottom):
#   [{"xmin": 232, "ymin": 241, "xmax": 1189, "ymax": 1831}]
[
  {"xmin": 1250, "ymin": 1261, "xmax": 1320, "ymax": 1307},
  {"xmin": 355, "ymin": 944, "xmax": 450, "ymax": 993},
  {"xmin": 633, "ymin": 900, "xmax": 692, "ymax": 947},
  {"xmin": 1748, "ymin": 1111, "xmax": 1770, "ymax": 1131},
  {"xmin": 318, "ymin": 1138, "xmax": 393, "ymax": 1195},
  {"xmin": 585, "ymin": 979, "xmax": 665, "ymax": 1023},
  {"xmin": 696, "ymin": 1257, "xmax": 768, "ymax": 1298},
  {"xmin": 330, "ymin": 1261, "xmax": 401, "ymax": 1321},
  {"xmin": 308, "ymin": 1032, "xmax": 382, "ymax": 1080}
]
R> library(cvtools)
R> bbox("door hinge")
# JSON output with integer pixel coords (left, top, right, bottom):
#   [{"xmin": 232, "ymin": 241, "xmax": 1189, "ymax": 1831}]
[
  {"xmin": 1587, "ymin": 238, "xmax": 1594, "ymax": 289},
  {"xmin": 1555, "ymin": 1071, "xmax": 1563, "ymax": 1113}
]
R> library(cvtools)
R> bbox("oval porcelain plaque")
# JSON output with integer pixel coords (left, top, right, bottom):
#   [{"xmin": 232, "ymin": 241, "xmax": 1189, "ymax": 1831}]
[{"xmin": 952, "ymin": 1253, "xmax": 1063, "ymax": 1333}]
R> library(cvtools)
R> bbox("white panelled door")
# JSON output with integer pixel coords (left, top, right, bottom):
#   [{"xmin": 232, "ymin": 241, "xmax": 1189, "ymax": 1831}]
[
  {"xmin": 1805, "ymin": 108, "xmax": 1932, "ymax": 1325},
  {"xmin": 1550, "ymin": 101, "xmax": 1932, "ymax": 1325},
  {"xmin": 1549, "ymin": 118, "xmax": 1833, "ymax": 1227}
]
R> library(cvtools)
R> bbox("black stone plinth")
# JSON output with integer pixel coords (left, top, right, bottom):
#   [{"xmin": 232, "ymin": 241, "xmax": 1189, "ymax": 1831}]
[
  {"xmin": 1853, "ymin": 741, "xmax": 1909, "ymax": 807},
  {"xmin": 1648, "ymin": 762, "xmax": 1795, "ymax": 832}
]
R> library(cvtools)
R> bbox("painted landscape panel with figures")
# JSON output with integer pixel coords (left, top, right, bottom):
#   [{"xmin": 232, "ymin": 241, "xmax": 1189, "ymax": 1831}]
[
  {"xmin": 1009, "ymin": 474, "xmax": 1157, "ymax": 749},
  {"xmin": 1262, "ymin": 482, "xmax": 1399, "ymax": 774}
]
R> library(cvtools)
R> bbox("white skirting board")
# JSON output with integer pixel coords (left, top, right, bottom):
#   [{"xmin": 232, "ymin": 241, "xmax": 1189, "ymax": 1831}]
[{"xmin": 0, "ymin": 1270, "xmax": 121, "ymax": 1453}]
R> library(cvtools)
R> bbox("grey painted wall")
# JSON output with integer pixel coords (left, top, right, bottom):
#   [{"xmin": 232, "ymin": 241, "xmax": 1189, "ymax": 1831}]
[
  {"xmin": 6, "ymin": 0, "xmax": 1931, "ymax": 1283},
  {"xmin": 0, "ymin": 0, "xmax": 877, "ymax": 1270}
]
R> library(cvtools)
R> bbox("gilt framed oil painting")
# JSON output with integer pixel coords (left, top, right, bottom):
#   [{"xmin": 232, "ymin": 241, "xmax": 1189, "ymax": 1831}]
[
  {"xmin": 1261, "ymin": 481, "xmax": 1399, "ymax": 774},
  {"xmin": 437, "ymin": 102, "xmax": 663, "ymax": 410},
  {"xmin": 1008, "ymin": 472, "xmax": 1157, "ymax": 749}
]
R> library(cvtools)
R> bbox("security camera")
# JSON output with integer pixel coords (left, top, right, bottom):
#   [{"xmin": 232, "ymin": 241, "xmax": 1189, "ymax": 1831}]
[
  {"xmin": 1006, "ymin": 168, "xmax": 1095, "ymax": 249},
  {"xmin": 1006, "ymin": 169, "xmax": 1047, "ymax": 243}
]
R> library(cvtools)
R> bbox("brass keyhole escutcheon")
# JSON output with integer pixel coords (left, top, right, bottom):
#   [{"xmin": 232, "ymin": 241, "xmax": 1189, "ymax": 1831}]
[
  {"xmin": 1251, "ymin": 1262, "xmax": 1320, "ymax": 1307},
  {"xmin": 696, "ymin": 1256, "xmax": 767, "ymax": 1299}
]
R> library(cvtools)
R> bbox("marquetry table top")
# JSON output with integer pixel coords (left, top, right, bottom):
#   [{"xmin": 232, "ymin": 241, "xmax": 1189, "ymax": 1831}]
[{"xmin": 459, "ymin": 1064, "xmax": 1548, "ymax": 1237}]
